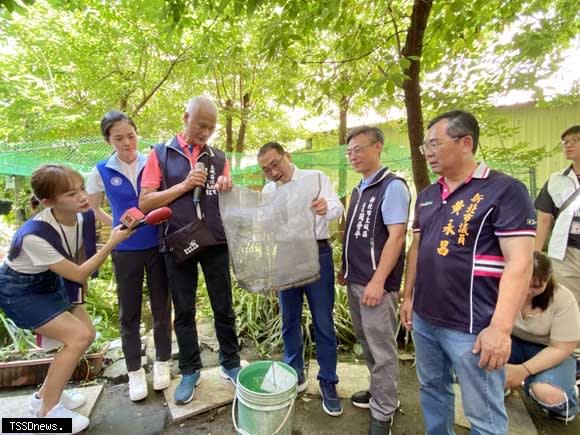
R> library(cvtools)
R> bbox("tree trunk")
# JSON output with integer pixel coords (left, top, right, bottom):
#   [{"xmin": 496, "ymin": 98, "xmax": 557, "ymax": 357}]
[
  {"xmin": 225, "ymin": 98, "xmax": 233, "ymax": 153},
  {"xmin": 338, "ymin": 95, "xmax": 349, "ymax": 145},
  {"xmin": 401, "ymin": 0, "xmax": 433, "ymax": 194},
  {"xmin": 337, "ymin": 94, "xmax": 350, "ymax": 233},
  {"xmin": 235, "ymin": 92, "xmax": 251, "ymax": 153}
]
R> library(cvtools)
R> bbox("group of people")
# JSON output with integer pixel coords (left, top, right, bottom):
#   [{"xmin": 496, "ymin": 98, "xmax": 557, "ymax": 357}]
[
  {"xmin": 0, "ymin": 94, "xmax": 578, "ymax": 435},
  {"xmin": 400, "ymin": 115, "xmax": 580, "ymax": 434}
]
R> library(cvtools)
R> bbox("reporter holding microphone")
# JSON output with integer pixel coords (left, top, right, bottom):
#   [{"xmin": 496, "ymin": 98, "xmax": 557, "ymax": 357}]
[{"xmin": 87, "ymin": 111, "xmax": 172, "ymax": 402}]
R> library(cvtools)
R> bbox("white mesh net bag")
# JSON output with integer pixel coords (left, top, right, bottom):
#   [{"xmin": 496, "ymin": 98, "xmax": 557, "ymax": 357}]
[{"xmin": 219, "ymin": 173, "xmax": 321, "ymax": 292}]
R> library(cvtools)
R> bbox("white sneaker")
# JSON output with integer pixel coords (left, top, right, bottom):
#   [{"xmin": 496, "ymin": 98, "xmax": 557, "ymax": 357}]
[
  {"xmin": 42, "ymin": 402, "xmax": 90, "ymax": 434},
  {"xmin": 128, "ymin": 368, "xmax": 148, "ymax": 401},
  {"xmin": 153, "ymin": 360, "xmax": 171, "ymax": 391},
  {"xmin": 297, "ymin": 376, "xmax": 309, "ymax": 393},
  {"xmin": 30, "ymin": 390, "xmax": 87, "ymax": 415}
]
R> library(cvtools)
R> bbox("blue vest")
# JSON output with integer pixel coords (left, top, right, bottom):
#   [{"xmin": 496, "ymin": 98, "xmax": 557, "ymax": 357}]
[
  {"xmin": 154, "ymin": 137, "xmax": 227, "ymax": 244},
  {"xmin": 342, "ymin": 168, "xmax": 407, "ymax": 292},
  {"xmin": 8, "ymin": 210, "xmax": 97, "ymax": 303},
  {"xmin": 95, "ymin": 154, "xmax": 158, "ymax": 251}
]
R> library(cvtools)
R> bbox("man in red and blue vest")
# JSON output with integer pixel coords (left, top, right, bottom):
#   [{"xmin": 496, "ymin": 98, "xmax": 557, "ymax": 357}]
[
  {"xmin": 139, "ymin": 96, "xmax": 240, "ymax": 405},
  {"xmin": 401, "ymin": 110, "xmax": 536, "ymax": 434},
  {"xmin": 340, "ymin": 126, "xmax": 410, "ymax": 435}
]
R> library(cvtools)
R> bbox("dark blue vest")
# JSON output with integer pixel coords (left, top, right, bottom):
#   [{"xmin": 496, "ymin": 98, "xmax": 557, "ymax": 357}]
[
  {"xmin": 154, "ymin": 137, "xmax": 227, "ymax": 244},
  {"xmin": 96, "ymin": 155, "xmax": 158, "ymax": 251},
  {"xmin": 8, "ymin": 210, "xmax": 97, "ymax": 303},
  {"xmin": 342, "ymin": 168, "xmax": 407, "ymax": 292}
]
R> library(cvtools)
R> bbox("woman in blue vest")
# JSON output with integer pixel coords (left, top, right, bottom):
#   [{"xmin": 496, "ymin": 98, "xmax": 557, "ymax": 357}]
[
  {"xmin": 0, "ymin": 164, "xmax": 133, "ymax": 434},
  {"xmin": 87, "ymin": 111, "xmax": 172, "ymax": 402}
]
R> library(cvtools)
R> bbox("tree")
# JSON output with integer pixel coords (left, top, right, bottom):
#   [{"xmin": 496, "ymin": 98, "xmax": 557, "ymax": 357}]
[
  {"xmin": 0, "ymin": 0, "xmax": 208, "ymax": 142},
  {"xmin": 2, "ymin": 0, "xmax": 578, "ymax": 186},
  {"xmin": 257, "ymin": 0, "xmax": 579, "ymax": 191}
]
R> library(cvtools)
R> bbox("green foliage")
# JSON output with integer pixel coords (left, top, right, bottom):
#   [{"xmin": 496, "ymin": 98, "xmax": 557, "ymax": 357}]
[
  {"xmin": 233, "ymin": 288, "xmax": 283, "ymax": 356},
  {"xmin": 0, "ymin": 311, "xmax": 37, "ymax": 359},
  {"xmin": 85, "ymin": 258, "xmax": 121, "ymax": 352},
  {"xmin": 0, "ymin": 0, "xmax": 35, "ymax": 13},
  {"xmin": 0, "ymin": 0, "xmax": 577, "ymax": 219},
  {"xmin": 1, "ymin": 0, "xmax": 578, "ymax": 180},
  {"xmin": 231, "ymin": 237, "xmax": 357, "ymax": 358}
]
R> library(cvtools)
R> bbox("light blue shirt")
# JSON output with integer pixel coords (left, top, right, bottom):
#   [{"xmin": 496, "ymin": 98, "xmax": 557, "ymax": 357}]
[{"xmin": 360, "ymin": 168, "xmax": 410, "ymax": 226}]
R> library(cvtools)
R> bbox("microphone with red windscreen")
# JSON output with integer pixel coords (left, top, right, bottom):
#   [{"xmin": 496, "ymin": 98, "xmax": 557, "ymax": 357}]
[{"xmin": 120, "ymin": 207, "xmax": 173, "ymax": 230}]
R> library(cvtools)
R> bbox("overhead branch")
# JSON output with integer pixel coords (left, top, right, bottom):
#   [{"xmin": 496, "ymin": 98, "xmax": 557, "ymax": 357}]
[
  {"xmin": 132, "ymin": 47, "xmax": 193, "ymax": 115},
  {"xmin": 387, "ymin": 0, "xmax": 402, "ymax": 57}
]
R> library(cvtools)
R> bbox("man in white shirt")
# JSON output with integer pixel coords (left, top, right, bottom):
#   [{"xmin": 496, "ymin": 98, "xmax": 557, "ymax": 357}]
[{"xmin": 258, "ymin": 142, "xmax": 344, "ymax": 416}]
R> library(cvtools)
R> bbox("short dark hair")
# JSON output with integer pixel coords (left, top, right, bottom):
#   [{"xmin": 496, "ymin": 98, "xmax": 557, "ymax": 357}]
[
  {"xmin": 346, "ymin": 126, "xmax": 384, "ymax": 145},
  {"xmin": 100, "ymin": 110, "xmax": 138, "ymax": 140},
  {"xmin": 428, "ymin": 110, "xmax": 480, "ymax": 154},
  {"xmin": 561, "ymin": 125, "xmax": 580, "ymax": 140},
  {"xmin": 531, "ymin": 251, "xmax": 556, "ymax": 311},
  {"xmin": 258, "ymin": 141, "xmax": 286, "ymax": 158}
]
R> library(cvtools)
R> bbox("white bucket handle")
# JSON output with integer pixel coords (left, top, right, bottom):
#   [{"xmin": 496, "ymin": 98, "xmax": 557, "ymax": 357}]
[{"xmin": 231, "ymin": 392, "xmax": 297, "ymax": 435}]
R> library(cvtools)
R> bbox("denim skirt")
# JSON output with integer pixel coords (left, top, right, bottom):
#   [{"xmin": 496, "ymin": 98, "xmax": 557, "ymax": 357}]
[{"xmin": 0, "ymin": 263, "xmax": 72, "ymax": 330}]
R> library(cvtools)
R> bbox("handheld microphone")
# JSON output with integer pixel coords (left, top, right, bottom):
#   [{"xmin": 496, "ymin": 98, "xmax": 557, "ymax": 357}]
[
  {"xmin": 120, "ymin": 207, "xmax": 173, "ymax": 229},
  {"xmin": 192, "ymin": 161, "xmax": 206, "ymax": 205}
]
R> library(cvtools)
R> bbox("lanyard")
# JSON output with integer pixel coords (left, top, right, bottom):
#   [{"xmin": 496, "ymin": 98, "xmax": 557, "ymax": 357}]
[{"xmin": 52, "ymin": 211, "xmax": 80, "ymax": 264}]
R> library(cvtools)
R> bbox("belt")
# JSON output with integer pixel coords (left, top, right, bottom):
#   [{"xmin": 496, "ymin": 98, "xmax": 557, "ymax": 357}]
[{"xmin": 317, "ymin": 239, "xmax": 329, "ymax": 248}]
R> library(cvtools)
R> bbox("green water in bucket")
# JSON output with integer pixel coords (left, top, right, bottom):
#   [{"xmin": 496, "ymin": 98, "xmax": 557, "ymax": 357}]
[{"xmin": 233, "ymin": 361, "xmax": 298, "ymax": 435}]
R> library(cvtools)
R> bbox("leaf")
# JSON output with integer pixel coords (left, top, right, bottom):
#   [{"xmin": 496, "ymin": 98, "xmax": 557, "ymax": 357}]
[
  {"xmin": 246, "ymin": 0, "xmax": 259, "ymax": 15},
  {"xmin": 399, "ymin": 57, "xmax": 411, "ymax": 70}
]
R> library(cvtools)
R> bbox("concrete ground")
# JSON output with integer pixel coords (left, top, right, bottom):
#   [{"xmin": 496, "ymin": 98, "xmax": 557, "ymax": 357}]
[
  {"xmin": 2, "ymin": 361, "xmax": 572, "ymax": 435},
  {"xmin": 86, "ymin": 361, "xmax": 429, "ymax": 435},
  {"xmin": 1, "ymin": 359, "xmax": 578, "ymax": 434}
]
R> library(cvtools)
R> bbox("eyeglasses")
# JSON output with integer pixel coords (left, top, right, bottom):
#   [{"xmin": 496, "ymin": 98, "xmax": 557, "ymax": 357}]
[
  {"xmin": 560, "ymin": 136, "xmax": 580, "ymax": 147},
  {"xmin": 345, "ymin": 142, "xmax": 376, "ymax": 158},
  {"xmin": 419, "ymin": 135, "xmax": 466, "ymax": 155},
  {"xmin": 261, "ymin": 156, "xmax": 285, "ymax": 175}
]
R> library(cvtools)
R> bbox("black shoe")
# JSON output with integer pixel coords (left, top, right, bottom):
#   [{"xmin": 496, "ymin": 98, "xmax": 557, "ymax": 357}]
[
  {"xmin": 351, "ymin": 390, "xmax": 371, "ymax": 409},
  {"xmin": 368, "ymin": 416, "xmax": 392, "ymax": 435}
]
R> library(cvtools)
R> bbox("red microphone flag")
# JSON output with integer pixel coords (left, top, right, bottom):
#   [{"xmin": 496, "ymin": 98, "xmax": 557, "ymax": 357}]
[{"xmin": 120, "ymin": 207, "xmax": 145, "ymax": 229}]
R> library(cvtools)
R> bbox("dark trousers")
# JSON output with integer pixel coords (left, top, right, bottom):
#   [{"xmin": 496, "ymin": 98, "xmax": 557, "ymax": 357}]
[
  {"xmin": 164, "ymin": 244, "xmax": 240, "ymax": 374},
  {"xmin": 112, "ymin": 248, "xmax": 172, "ymax": 372},
  {"xmin": 278, "ymin": 242, "xmax": 338, "ymax": 383}
]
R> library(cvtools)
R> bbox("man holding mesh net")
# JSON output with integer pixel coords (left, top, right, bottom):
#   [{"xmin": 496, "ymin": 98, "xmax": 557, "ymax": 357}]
[{"xmin": 258, "ymin": 142, "xmax": 344, "ymax": 417}]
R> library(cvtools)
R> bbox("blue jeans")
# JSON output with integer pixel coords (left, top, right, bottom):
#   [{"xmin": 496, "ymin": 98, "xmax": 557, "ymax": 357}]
[
  {"xmin": 509, "ymin": 336, "xmax": 578, "ymax": 419},
  {"xmin": 413, "ymin": 311, "xmax": 507, "ymax": 435},
  {"xmin": 278, "ymin": 242, "xmax": 338, "ymax": 383}
]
